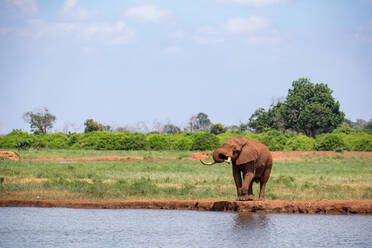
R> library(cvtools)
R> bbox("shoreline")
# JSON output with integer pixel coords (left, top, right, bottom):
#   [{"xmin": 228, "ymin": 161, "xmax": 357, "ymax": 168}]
[{"xmin": 1, "ymin": 199, "xmax": 371, "ymax": 215}]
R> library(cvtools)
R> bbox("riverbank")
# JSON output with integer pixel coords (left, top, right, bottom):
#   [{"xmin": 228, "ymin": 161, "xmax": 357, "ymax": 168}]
[{"xmin": 1, "ymin": 199, "xmax": 371, "ymax": 214}]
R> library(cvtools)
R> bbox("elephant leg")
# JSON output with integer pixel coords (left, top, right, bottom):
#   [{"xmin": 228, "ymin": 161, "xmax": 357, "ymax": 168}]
[
  {"xmin": 232, "ymin": 165, "xmax": 242, "ymax": 197},
  {"xmin": 259, "ymin": 168, "xmax": 272, "ymax": 201},
  {"xmin": 238, "ymin": 172, "xmax": 254, "ymax": 201},
  {"xmin": 248, "ymin": 180, "xmax": 254, "ymax": 200}
]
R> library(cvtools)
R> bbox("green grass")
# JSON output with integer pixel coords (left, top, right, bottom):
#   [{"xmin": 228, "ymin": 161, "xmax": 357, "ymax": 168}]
[
  {"xmin": 0, "ymin": 150, "xmax": 371, "ymax": 201},
  {"xmin": 11, "ymin": 149, "xmax": 195, "ymax": 160}
]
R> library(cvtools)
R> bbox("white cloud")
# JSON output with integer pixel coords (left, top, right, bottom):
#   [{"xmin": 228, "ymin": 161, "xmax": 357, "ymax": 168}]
[
  {"xmin": 60, "ymin": 0, "xmax": 94, "ymax": 20},
  {"xmin": 223, "ymin": 16, "xmax": 270, "ymax": 34},
  {"xmin": 218, "ymin": 0, "xmax": 289, "ymax": 7},
  {"xmin": 125, "ymin": 4, "xmax": 171, "ymax": 23}
]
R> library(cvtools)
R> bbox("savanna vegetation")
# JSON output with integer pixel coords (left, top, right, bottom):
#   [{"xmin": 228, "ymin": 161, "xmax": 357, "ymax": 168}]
[
  {"xmin": 3, "ymin": 78, "xmax": 370, "ymax": 152},
  {"xmin": 1, "ymin": 78, "xmax": 371, "ymax": 202},
  {"xmin": 0, "ymin": 150, "xmax": 371, "ymax": 201},
  {"xmin": 1, "ymin": 127, "xmax": 371, "ymax": 152}
]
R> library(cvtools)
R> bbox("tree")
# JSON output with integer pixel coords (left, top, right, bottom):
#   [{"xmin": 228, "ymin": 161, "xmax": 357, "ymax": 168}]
[
  {"xmin": 280, "ymin": 78, "xmax": 344, "ymax": 138},
  {"xmin": 210, "ymin": 123, "xmax": 227, "ymax": 135},
  {"xmin": 23, "ymin": 107, "xmax": 56, "ymax": 134},
  {"xmin": 248, "ymin": 108, "xmax": 272, "ymax": 133},
  {"xmin": 187, "ymin": 112, "xmax": 211, "ymax": 132},
  {"xmin": 84, "ymin": 119, "xmax": 104, "ymax": 133},
  {"xmin": 162, "ymin": 124, "xmax": 181, "ymax": 134},
  {"xmin": 364, "ymin": 120, "xmax": 372, "ymax": 132},
  {"xmin": 248, "ymin": 103, "xmax": 285, "ymax": 133}
]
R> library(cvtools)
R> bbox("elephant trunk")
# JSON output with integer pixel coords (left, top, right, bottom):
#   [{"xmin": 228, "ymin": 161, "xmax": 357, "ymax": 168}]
[
  {"xmin": 212, "ymin": 148, "xmax": 226, "ymax": 163},
  {"xmin": 200, "ymin": 148, "xmax": 230, "ymax": 166}
]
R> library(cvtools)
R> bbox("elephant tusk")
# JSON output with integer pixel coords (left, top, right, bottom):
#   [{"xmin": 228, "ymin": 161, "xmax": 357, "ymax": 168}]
[
  {"xmin": 200, "ymin": 159, "xmax": 217, "ymax": 166},
  {"xmin": 225, "ymin": 157, "xmax": 232, "ymax": 163}
]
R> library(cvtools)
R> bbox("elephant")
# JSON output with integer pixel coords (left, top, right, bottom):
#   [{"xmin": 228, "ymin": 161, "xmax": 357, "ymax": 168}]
[{"xmin": 200, "ymin": 136, "xmax": 273, "ymax": 201}]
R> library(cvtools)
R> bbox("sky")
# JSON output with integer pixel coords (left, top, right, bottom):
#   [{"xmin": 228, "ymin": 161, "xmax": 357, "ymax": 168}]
[{"xmin": 0, "ymin": 0, "xmax": 372, "ymax": 134}]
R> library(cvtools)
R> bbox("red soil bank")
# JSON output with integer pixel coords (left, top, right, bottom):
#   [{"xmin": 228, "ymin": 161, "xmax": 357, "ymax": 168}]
[{"xmin": 1, "ymin": 199, "xmax": 371, "ymax": 215}]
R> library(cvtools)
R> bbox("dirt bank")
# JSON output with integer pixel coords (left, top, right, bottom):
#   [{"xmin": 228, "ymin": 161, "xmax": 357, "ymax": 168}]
[
  {"xmin": 22, "ymin": 156, "xmax": 144, "ymax": 163},
  {"xmin": 1, "ymin": 199, "xmax": 371, "ymax": 215},
  {"xmin": 0, "ymin": 151, "xmax": 19, "ymax": 161}
]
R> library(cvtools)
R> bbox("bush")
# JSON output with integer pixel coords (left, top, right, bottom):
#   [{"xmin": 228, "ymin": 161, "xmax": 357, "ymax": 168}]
[
  {"xmin": 191, "ymin": 132, "xmax": 219, "ymax": 150},
  {"xmin": 169, "ymin": 133, "xmax": 193, "ymax": 150},
  {"xmin": 116, "ymin": 132, "xmax": 146, "ymax": 150},
  {"xmin": 15, "ymin": 138, "xmax": 33, "ymax": 150},
  {"xmin": 343, "ymin": 132, "xmax": 372, "ymax": 151},
  {"xmin": 257, "ymin": 130, "xmax": 290, "ymax": 151},
  {"xmin": 332, "ymin": 124, "xmax": 355, "ymax": 135},
  {"xmin": 146, "ymin": 133, "xmax": 171, "ymax": 150},
  {"xmin": 0, "ymin": 130, "xmax": 35, "ymax": 148},
  {"xmin": 317, "ymin": 133, "xmax": 346, "ymax": 151},
  {"xmin": 284, "ymin": 135, "xmax": 316, "ymax": 151},
  {"xmin": 35, "ymin": 133, "xmax": 69, "ymax": 149}
]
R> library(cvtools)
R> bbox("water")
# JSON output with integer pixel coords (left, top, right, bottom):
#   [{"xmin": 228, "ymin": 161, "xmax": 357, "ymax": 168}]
[{"xmin": 1, "ymin": 208, "xmax": 371, "ymax": 248}]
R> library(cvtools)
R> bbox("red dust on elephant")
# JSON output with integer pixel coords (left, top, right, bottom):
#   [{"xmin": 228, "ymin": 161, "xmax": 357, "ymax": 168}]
[{"xmin": 201, "ymin": 136, "xmax": 273, "ymax": 201}]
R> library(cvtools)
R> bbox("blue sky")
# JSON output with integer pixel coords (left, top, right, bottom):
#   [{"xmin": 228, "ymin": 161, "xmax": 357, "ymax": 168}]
[{"xmin": 1, "ymin": 0, "xmax": 372, "ymax": 134}]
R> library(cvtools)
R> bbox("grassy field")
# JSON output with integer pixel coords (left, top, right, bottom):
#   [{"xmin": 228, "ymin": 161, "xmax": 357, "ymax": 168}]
[{"xmin": 0, "ymin": 150, "xmax": 371, "ymax": 201}]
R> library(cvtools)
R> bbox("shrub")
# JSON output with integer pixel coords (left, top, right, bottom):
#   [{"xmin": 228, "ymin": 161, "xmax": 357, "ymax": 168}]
[
  {"xmin": 343, "ymin": 132, "xmax": 372, "ymax": 151},
  {"xmin": 170, "ymin": 134, "xmax": 193, "ymax": 150},
  {"xmin": 257, "ymin": 130, "xmax": 290, "ymax": 151},
  {"xmin": 146, "ymin": 133, "xmax": 171, "ymax": 150},
  {"xmin": 0, "ymin": 130, "xmax": 34, "ymax": 148},
  {"xmin": 15, "ymin": 138, "xmax": 33, "ymax": 150},
  {"xmin": 317, "ymin": 133, "xmax": 346, "ymax": 151},
  {"xmin": 35, "ymin": 133, "xmax": 69, "ymax": 149},
  {"xmin": 284, "ymin": 135, "xmax": 316, "ymax": 151},
  {"xmin": 191, "ymin": 132, "xmax": 219, "ymax": 150},
  {"xmin": 210, "ymin": 123, "xmax": 227, "ymax": 135},
  {"xmin": 116, "ymin": 132, "xmax": 146, "ymax": 150},
  {"xmin": 332, "ymin": 124, "xmax": 355, "ymax": 135}
]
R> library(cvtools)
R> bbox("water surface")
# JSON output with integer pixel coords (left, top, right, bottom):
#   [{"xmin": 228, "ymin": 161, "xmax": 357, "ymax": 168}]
[{"xmin": 1, "ymin": 208, "xmax": 371, "ymax": 248}]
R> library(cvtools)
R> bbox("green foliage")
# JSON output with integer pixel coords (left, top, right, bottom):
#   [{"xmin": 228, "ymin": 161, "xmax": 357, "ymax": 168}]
[
  {"xmin": 15, "ymin": 138, "xmax": 33, "ymax": 150},
  {"xmin": 317, "ymin": 133, "xmax": 346, "ymax": 151},
  {"xmin": 257, "ymin": 130, "xmax": 290, "ymax": 151},
  {"xmin": 284, "ymin": 135, "xmax": 317, "ymax": 151},
  {"xmin": 169, "ymin": 133, "xmax": 193, "ymax": 150},
  {"xmin": 191, "ymin": 132, "xmax": 219, "ymax": 150},
  {"xmin": 332, "ymin": 124, "xmax": 355, "ymax": 135},
  {"xmin": 364, "ymin": 121, "xmax": 372, "ymax": 132},
  {"xmin": 0, "ymin": 130, "xmax": 35, "ymax": 148},
  {"xmin": 343, "ymin": 132, "xmax": 372, "ymax": 151},
  {"xmin": 280, "ymin": 78, "xmax": 345, "ymax": 138},
  {"xmin": 210, "ymin": 123, "xmax": 227, "ymax": 135},
  {"xmin": 84, "ymin": 119, "xmax": 104, "ymax": 133},
  {"xmin": 36, "ymin": 133, "xmax": 69, "ymax": 149},
  {"xmin": 248, "ymin": 107, "xmax": 272, "ymax": 133},
  {"xmin": 23, "ymin": 107, "xmax": 56, "ymax": 134},
  {"xmin": 1, "ymin": 129, "xmax": 371, "ymax": 151},
  {"xmin": 146, "ymin": 133, "xmax": 171, "ymax": 150}
]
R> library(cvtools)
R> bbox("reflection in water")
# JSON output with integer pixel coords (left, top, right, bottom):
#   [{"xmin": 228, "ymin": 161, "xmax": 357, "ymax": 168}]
[
  {"xmin": 1, "ymin": 208, "xmax": 371, "ymax": 248},
  {"xmin": 234, "ymin": 212, "xmax": 268, "ymax": 229}
]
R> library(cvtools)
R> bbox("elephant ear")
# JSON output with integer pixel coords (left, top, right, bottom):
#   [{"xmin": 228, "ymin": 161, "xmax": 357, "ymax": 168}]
[{"xmin": 236, "ymin": 145, "xmax": 258, "ymax": 165}]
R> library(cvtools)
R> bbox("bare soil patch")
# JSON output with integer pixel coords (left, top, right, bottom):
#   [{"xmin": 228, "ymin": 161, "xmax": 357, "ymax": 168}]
[
  {"xmin": 1, "ymin": 150, "xmax": 371, "ymax": 163},
  {"xmin": 272, "ymin": 151, "xmax": 372, "ymax": 161},
  {"xmin": 188, "ymin": 152, "xmax": 209, "ymax": 161},
  {"xmin": 0, "ymin": 199, "xmax": 371, "ymax": 214},
  {"xmin": 0, "ymin": 151, "xmax": 19, "ymax": 161},
  {"xmin": 22, "ymin": 156, "xmax": 144, "ymax": 163}
]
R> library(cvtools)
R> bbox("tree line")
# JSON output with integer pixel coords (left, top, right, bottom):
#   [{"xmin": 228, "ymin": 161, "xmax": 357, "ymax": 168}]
[{"xmin": 21, "ymin": 78, "xmax": 372, "ymax": 136}]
